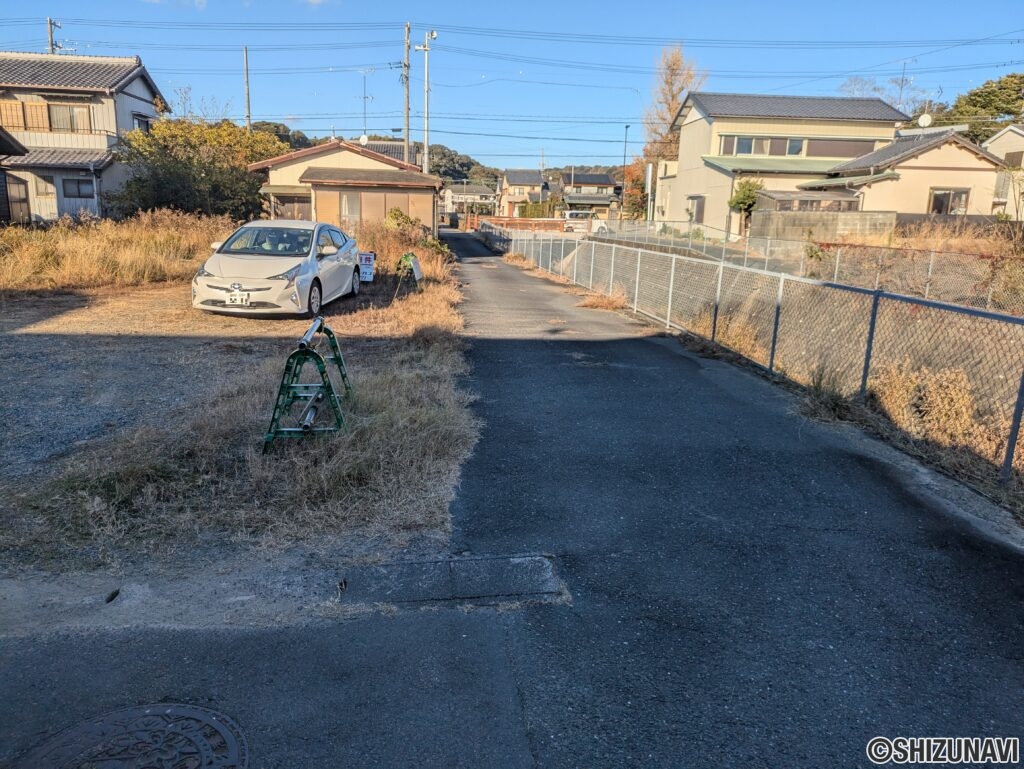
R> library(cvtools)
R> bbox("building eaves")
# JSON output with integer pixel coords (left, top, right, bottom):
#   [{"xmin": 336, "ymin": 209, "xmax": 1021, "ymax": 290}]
[
  {"xmin": 2, "ymin": 147, "xmax": 113, "ymax": 170},
  {"xmin": 298, "ymin": 166, "xmax": 441, "ymax": 188},
  {"xmin": 701, "ymin": 156, "xmax": 839, "ymax": 174},
  {"xmin": 797, "ymin": 172, "xmax": 900, "ymax": 190}
]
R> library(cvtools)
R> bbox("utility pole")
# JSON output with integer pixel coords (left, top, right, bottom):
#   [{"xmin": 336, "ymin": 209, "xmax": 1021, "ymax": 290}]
[
  {"xmin": 622, "ymin": 124, "xmax": 630, "ymax": 218},
  {"xmin": 46, "ymin": 18, "xmax": 61, "ymax": 55},
  {"xmin": 415, "ymin": 30, "xmax": 437, "ymax": 175},
  {"xmin": 243, "ymin": 46, "xmax": 251, "ymax": 131},
  {"xmin": 403, "ymin": 22, "xmax": 411, "ymax": 165}
]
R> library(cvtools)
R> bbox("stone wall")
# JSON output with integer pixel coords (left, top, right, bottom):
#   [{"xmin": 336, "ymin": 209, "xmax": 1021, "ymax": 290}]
[{"xmin": 748, "ymin": 210, "xmax": 897, "ymax": 256}]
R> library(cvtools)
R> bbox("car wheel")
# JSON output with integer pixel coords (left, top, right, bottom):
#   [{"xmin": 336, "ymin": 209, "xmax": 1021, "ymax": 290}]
[
  {"xmin": 306, "ymin": 280, "xmax": 322, "ymax": 318},
  {"xmin": 349, "ymin": 268, "xmax": 360, "ymax": 297}
]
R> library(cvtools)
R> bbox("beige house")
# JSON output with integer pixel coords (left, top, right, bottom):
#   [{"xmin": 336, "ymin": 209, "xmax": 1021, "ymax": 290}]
[
  {"xmin": 656, "ymin": 92, "xmax": 908, "ymax": 237},
  {"xmin": 983, "ymin": 125, "xmax": 1024, "ymax": 220},
  {"xmin": 800, "ymin": 128, "xmax": 1004, "ymax": 216},
  {"xmin": 0, "ymin": 51, "xmax": 164, "ymax": 223},
  {"xmin": 248, "ymin": 139, "xmax": 442, "ymax": 233},
  {"xmin": 559, "ymin": 171, "xmax": 619, "ymax": 218},
  {"xmin": 497, "ymin": 169, "xmax": 545, "ymax": 217}
]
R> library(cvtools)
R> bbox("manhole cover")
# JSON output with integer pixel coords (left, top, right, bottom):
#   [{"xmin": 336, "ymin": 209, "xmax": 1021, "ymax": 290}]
[{"xmin": 15, "ymin": 702, "xmax": 248, "ymax": 769}]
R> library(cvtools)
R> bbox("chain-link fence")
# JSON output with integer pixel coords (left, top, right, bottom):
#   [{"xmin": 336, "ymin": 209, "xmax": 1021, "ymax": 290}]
[
  {"xmin": 478, "ymin": 222, "xmax": 1024, "ymax": 491},
  {"xmin": 585, "ymin": 219, "xmax": 1024, "ymax": 317}
]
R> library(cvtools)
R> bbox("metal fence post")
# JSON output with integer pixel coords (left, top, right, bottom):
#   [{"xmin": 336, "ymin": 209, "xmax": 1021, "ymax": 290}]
[
  {"xmin": 768, "ymin": 275, "xmax": 785, "ymax": 372},
  {"xmin": 609, "ymin": 244, "xmax": 617, "ymax": 294},
  {"xmin": 743, "ymin": 239, "xmax": 749, "ymax": 267},
  {"xmin": 833, "ymin": 247, "xmax": 841, "ymax": 282},
  {"xmin": 634, "ymin": 250, "xmax": 642, "ymax": 312},
  {"xmin": 924, "ymin": 250, "xmax": 935, "ymax": 299},
  {"xmin": 589, "ymin": 241, "xmax": 595, "ymax": 288},
  {"xmin": 711, "ymin": 261, "xmax": 725, "ymax": 342},
  {"xmin": 1000, "ymin": 368, "xmax": 1024, "ymax": 482},
  {"xmin": 573, "ymin": 243, "xmax": 578, "ymax": 285},
  {"xmin": 765, "ymin": 238, "xmax": 771, "ymax": 271},
  {"xmin": 859, "ymin": 291, "xmax": 882, "ymax": 398},
  {"xmin": 874, "ymin": 250, "xmax": 883, "ymax": 290},
  {"xmin": 665, "ymin": 256, "xmax": 676, "ymax": 328}
]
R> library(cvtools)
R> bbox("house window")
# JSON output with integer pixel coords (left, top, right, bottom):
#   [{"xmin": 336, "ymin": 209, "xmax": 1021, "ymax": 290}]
[
  {"xmin": 736, "ymin": 137, "xmax": 754, "ymax": 155},
  {"xmin": 48, "ymin": 103, "xmax": 91, "ymax": 132},
  {"xmin": 62, "ymin": 178, "xmax": 95, "ymax": 198},
  {"xmin": 929, "ymin": 188, "xmax": 970, "ymax": 215},
  {"xmin": 787, "ymin": 138, "xmax": 804, "ymax": 156},
  {"xmin": 35, "ymin": 174, "xmax": 55, "ymax": 196},
  {"xmin": 574, "ymin": 186, "xmax": 582, "ymax": 193},
  {"xmin": 514, "ymin": 187, "xmax": 524, "ymax": 195},
  {"xmin": 133, "ymin": 114, "xmax": 151, "ymax": 132},
  {"xmin": 687, "ymin": 195, "xmax": 705, "ymax": 224},
  {"xmin": 721, "ymin": 136, "xmax": 736, "ymax": 155},
  {"xmin": 596, "ymin": 187, "xmax": 607, "ymax": 194}
]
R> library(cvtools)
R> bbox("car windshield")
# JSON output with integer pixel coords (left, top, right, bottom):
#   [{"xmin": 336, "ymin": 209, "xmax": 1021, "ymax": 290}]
[{"xmin": 220, "ymin": 227, "xmax": 313, "ymax": 256}]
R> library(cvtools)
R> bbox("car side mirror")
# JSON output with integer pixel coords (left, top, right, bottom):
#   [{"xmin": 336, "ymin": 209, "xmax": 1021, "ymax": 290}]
[
  {"xmin": 210, "ymin": 241, "xmax": 223, "ymax": 251},
  {"xmin": 319, "ymin": 245, "xmax": 339, "ymax": 257}
]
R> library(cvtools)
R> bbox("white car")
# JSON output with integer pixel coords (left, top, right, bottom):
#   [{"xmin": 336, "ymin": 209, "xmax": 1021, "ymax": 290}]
[
  {"xmin": 563, "ymin": 210, "xmax": 609, "ymax": 235},
  {"xmin": 192, "ymin": 220, "xmax": 360, "ymax": 316}
]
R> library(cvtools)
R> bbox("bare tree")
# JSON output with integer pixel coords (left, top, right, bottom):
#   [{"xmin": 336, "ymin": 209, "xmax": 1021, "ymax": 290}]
[{"xmin": 643, "ymin": 46, "xmax": 705, "ymax": 161}]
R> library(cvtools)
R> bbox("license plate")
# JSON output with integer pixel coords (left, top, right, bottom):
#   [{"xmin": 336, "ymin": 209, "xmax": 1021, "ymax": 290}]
[{"xmin": 226, "ymin": 292, "xmax": 250, "ymax": 306}]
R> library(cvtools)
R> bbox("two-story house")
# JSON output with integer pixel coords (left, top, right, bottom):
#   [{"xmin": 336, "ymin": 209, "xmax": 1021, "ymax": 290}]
[
  {"xmin": 559, "ymin": 171, "xmax": 619, "ymax": 219},
  {"xmin": 983, "ymin": 125, "xmax": 1024, "ymax": 220},
  {"xmin": 0, "ymin": 52, "xmax": 165, "ymax": 224},
  {"xmin": 443, "ymin": 182, "xmax": 496, "ymax": 214},
  {"xmin": 655, "ymin": 92, "xmax": 908, "ymax": 237},
  {"xmin": 497, "ymin": 169, "xmax": 545, "ymax": 217}
]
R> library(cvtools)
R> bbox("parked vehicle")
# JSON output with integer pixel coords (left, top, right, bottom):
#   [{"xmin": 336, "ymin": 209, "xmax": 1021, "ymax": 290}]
[
  {"xmin": 192, "ymin": 220, "xmax": 360, "ymax": 317},
  {"xmin": 563, "ymin": 210, "xmax": 608, "ymax": 235}
]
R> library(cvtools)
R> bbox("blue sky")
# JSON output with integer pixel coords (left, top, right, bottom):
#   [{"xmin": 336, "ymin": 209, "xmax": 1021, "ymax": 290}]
[{"xmin": 2, "ymin": 2, "xmax": 1022, "ymax": 168}]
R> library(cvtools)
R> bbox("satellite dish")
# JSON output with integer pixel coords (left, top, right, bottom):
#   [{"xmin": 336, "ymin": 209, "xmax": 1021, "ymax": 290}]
[
  {"xmin": 359, "ymin": 134, "xmax": 369, "ymax": 146},
  {"xmin": 918, "ymin": 113, "xmax": 933, "ymax": 128}
]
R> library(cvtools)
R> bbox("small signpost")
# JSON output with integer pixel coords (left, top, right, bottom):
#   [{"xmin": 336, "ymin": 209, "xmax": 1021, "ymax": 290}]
[{"xmin": 358, "ymin": 251, "xmax": 376, "ymax": 283}]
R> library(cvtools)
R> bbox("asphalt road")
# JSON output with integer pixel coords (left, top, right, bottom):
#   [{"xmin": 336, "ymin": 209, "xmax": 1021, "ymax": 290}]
[{"xmin": 2, "ymin": 231, "xmax": 1022, "ymax": 768}]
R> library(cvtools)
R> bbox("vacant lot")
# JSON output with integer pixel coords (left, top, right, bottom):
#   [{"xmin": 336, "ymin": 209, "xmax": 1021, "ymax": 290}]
[{"xmin": 0, "ymin": 219, "xmax": 477, "ymax": 568}]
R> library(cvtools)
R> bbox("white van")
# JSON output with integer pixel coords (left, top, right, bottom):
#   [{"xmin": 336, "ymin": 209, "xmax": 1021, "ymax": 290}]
[{"xmin": 563, "ymin": 210, "xmax": 608, "ymax": 235}]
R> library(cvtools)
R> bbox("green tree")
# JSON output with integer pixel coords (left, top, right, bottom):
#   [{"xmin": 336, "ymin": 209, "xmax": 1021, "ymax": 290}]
[
  {"xmin": 728, "ymin": 178, "xmax": 765, "ymax": 232},
  {"xmin": 944, "ymin": 73, "xmax": 1024, "ymax": 142},
  {"xmin": 110, "ymin": 118, "xmax": 289, "ymax": 219},
  {"xmin": 252, "ymin": 120, "xmax": 314, "ymax": 149}
]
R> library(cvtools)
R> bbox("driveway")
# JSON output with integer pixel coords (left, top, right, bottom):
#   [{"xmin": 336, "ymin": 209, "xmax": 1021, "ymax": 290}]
[{"xmin": 1, "ymin": 231, "xmax": 1021, "ymax": 768}]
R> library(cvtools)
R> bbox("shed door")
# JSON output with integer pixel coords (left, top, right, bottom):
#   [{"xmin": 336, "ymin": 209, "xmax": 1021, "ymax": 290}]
[
  {"xmin": 6, "ymin": 176, "xmax": 29, "ymax": 224},
  {"xmin": 278, "ymin": 194, "xmax": 312, "ymax": 220}
]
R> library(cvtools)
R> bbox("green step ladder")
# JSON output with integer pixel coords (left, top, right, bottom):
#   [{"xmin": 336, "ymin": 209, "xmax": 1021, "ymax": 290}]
[{"xmin": 263, "ymin": 316, "xmax": 353, "ymax": 453}]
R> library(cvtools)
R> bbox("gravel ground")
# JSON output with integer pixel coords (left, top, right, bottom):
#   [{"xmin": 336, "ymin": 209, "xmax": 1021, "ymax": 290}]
[{"xmin": 0, "ymin": 284, "xmax": 366, "ymax": 482}]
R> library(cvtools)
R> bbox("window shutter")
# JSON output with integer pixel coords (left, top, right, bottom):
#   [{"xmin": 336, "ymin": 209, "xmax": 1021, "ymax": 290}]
[
  {"xmin": 23, "ymin": 102, "xmax": 49, "ymax": 130},
  {"xmin": 0, "ymin": 100, "xmax": 24, "ymax": 129}
]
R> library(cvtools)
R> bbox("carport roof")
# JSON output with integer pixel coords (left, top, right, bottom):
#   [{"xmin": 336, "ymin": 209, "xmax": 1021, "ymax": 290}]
[{"xmin": 299, "ymin": 166, "xmax": 442, "ymax": 188}]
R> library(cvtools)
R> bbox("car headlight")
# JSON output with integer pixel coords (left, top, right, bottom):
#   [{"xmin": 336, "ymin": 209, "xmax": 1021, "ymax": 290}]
[
  {"xmin": 196, "ymin": 263, "xmax": 214, "ymax": 277},
  {"xmin": 267, "ymin": 265, "xmax": 302, "ymax": 288}
]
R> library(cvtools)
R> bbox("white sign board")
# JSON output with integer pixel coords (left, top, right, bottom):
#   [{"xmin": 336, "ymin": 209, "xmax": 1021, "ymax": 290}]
[
  {"xmin": 409, "ymin": 256, "xmax": 423, "ymax": 282},
  {"xmin": 358, "ymin": 251, "xmax": 376, "ymax": 283}
]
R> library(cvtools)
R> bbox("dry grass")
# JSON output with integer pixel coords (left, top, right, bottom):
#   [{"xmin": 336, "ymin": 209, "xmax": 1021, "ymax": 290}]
[
  {"xmin": 577, "ymin": 284, "xmax": 629, "ymax": 310},
  {"xmin": 837, "ymin": 220, "xmax": 1020, "ymax": 259},
  {"xmin": 0, "ymin": 210, "xmax": 234, "ymax": 291},
  {"xmin": 8, "ymin": 228, "xmax": 478, "ymax": 562},
  {"xmin": 503, "ymin": 252, "xmax": 536, "ymax": 268}
]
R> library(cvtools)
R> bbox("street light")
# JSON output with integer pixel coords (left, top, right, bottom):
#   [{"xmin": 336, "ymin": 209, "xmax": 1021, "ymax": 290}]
[{"xmin": 415, "ymin": 30, "xmax": 437, "ymax": 175}]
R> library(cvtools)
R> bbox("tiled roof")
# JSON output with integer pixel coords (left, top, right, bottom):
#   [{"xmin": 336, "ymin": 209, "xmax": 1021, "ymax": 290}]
[
  {"xmin": 446, "ymin": 184, "xmax": 495, "ymax": 196},
  {"xmin": 504, "ymin": 169, "xmax": 543, "ymax": 185},
  {"xmin": 830, "ymin": 130, "xmax": 1003, "ymax": 173},
  {"xmin": 298, "ymin": 166, "xmax": 441, "ymax": 188},
  {"xmin": 564, "ymin": 193, "xmax": 616, "ymax": 205},
  {"xmin": 364, "ymin": 141, "xmax": 419, "ymax": 165},
  {"xmin": 688, "ymin": 92, "xmax": 908, "ymax": 122},
  {"xmin": 2, "ymin": 147, "xmax": 113, "ymax": 170},
  {"xmin": 0, "ymin": 52, "xmax": 161, "ymax": 99},
  {"xmin": 560, "ymin": 172, "xmax": 616, "ymax": 186}
]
